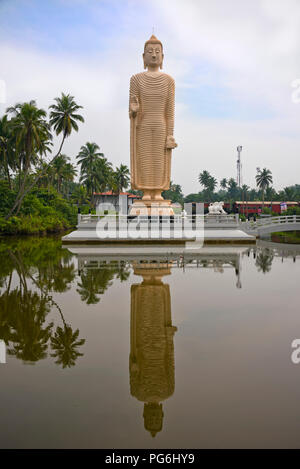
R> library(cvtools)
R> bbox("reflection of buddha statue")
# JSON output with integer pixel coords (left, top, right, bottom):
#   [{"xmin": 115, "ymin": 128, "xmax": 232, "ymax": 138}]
[
  {"xmin": 129, "ymin": 35, "xmax": 177, "ymax": 215},
  {"xmin": 129, "ymin": 262, "xmax": 177, "ymax": 437}
]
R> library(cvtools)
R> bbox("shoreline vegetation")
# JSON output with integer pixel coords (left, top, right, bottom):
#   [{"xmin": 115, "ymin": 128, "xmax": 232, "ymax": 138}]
[
  {"xmin": 0, "ymin": 93, "xmax": 300, "ymax": 237},
  {"xmin": 271, "ymin": 231, "xmax": 300, "ymax": 244}
]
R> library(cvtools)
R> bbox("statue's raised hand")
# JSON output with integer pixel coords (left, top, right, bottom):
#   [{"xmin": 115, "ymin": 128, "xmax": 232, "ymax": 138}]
[
  {"xmin": 130, "ymin": 96, "xmax": 139, "ymax": 118},
  {"xmin": 166, "ymin": 135, "xmax": 177, "ymax": 150}
]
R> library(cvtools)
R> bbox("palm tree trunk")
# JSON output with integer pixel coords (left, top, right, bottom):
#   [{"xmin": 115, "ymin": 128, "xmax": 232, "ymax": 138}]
[
  {"xmin": 6, "ymin": 133, "xmax": 66, "ymax": 219},
  {"xmin": 4, "ymin": 154, "xmax": 12, "ymax": 190},
  {"xmin": 6, "ymin": 150, "xmax": 31, "ymax": 218}
]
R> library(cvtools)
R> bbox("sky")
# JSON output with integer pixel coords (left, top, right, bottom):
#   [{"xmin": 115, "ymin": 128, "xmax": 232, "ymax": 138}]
[{"xmin": 0, "ymin": 0, "xmax": 300, "ymax": 194}]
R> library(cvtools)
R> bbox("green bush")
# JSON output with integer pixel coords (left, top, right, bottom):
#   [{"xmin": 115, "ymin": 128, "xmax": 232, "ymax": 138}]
[
  {"xmin": 0, "ymin": 186, "xmax": 77, "ymax": 235},
  {"xmin": 286, "ymin": 206, "xmax": 300, "ymax": 216}
]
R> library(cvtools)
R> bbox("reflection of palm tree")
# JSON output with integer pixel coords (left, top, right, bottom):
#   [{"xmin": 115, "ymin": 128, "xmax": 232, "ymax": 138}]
[
  {"xmin": 50, "ymin": 298, "xmax": 85, "ymax": 369},
  {"xmin": 7, "ymin": 290, "xmax": 53, "ymax": 363},
  {"xmin": 0, "ymin": 239, "xmax": 83, "ymax": 367},
  {"xmin": 116, "ymin": 263, "xmax": 131, "ymax": 282},
  {"xmin": 0, "ymin": 274, "xmax": 14, "ymax": 344},
  {"xmin": 255, "ymin": 249, "xmax": 274, "ymax": 273},
  {"xmin": 77, "ymin": 268, "xmax": 116, "ymax": 304},
  {"xmin": 51, "ymin": 325, "xmax": 85, "ymax": 369}
]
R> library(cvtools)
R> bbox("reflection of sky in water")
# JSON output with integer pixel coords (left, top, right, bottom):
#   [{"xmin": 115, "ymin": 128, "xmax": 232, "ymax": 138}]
[{"xmin": 0, "ymin": 238, "xmax": 300, "ymax": 448}]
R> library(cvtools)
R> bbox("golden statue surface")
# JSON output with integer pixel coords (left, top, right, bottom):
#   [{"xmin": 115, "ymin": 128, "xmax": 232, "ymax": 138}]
[{"xmin": 129, "ymin": 35, "xmax": 177, "ymax": 215}]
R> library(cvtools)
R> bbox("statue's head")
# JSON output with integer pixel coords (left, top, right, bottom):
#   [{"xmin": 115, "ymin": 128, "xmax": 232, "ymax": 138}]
[
  {"xmin": 143, "ymin": 34, "xmax": 164, "ymax": 70},
  {"xmin": 143, "ymin": 402, "xmax": 164, "ymax": 437}
]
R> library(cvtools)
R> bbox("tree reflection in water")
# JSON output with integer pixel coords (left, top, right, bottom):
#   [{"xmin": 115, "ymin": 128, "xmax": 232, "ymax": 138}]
[
  {"xmin": 255, "ymin": 248, "xmax": 274, "ymax": 274},
  {"xmin": 77, "ymin": 260, "xmax": 130, "ymax": 305},
  {"xmin": 0, "ymin": 237, "xmax": 85, "ymax": 367}
]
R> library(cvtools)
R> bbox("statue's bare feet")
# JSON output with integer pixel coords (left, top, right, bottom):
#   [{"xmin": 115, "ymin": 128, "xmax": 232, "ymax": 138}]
[
  {"xmin": 142, "ymin": 190, "xmax": 151, "ymax": 201},
  {"xmin": 153, "ymin": 190, "xmax": 163, "ymax": 201}
]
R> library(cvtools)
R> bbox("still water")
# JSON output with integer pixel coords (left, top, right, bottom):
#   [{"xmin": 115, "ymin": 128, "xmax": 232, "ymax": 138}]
[{"xmin": 0, "ymin": 237, "xmax": 300, "ymax": 448}]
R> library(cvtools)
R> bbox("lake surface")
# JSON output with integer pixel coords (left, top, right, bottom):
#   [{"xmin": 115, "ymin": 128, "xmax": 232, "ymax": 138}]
[{"xmin": 0, "ymin": 236, "xmax": 300, "ymax": 448}]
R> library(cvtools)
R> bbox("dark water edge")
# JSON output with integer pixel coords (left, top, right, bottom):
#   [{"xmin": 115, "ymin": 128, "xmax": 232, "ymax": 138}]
[{"xmin": 271, "ymin": 231, "xmax": 300, "ymax": 244}]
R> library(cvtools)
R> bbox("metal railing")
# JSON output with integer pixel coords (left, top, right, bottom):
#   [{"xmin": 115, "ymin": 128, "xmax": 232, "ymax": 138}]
[
  {"xmin": 78, "ymin": 213, "xmax": 239, "ymax": 226},
  {"xmin": 244, "ymin": 215, "xmax": 300, "ymax": 231}
]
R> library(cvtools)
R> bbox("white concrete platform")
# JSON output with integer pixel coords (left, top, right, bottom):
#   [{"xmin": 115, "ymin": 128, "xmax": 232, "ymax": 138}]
[
  {"xmin": 203, "ymin": 229, "xmax": 256, "ymax": 243},
  {"xmin": 62, "ymin": 228, "xmax": 256, "ymax": 245}
]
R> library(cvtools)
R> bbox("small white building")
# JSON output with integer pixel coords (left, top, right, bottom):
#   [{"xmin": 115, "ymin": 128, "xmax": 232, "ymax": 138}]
[{"xmin": 93, "ymin": 191, "xmax": 140, "ymax": 214}]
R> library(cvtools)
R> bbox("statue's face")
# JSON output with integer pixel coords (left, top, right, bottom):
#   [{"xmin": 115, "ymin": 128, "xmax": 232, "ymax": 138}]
[{"xmin": 143, "ymin": 43, "xmax": 163, "ymax": 68}]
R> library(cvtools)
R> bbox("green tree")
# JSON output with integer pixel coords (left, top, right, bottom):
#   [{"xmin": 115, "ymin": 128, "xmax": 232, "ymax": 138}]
[
  {"xmin": 162, "ymin": 181, "xmax": 184, "ymax": 204},
  {"xmin": 71, "ymin": 184, "xmax": 89, "ymax": 206},
  {"xmin": 6, "ymin": 101, "xmax": 52, "ymax": 216},
  {"xmin": 227, "ymin": 178, "xmax": 239, "ymax": 201},
  {"xmin": 0, "ymin": 115, "xmax": 15, "ymax": 189},
  {"xmin": 49, "ymin": 92, "xmax": 84, "ymax": 154},
  {"xmin": 6, "ymin": 93, "xmax": 84, "ymax": 218},
  {"xmin": 198, "ymin": 170, "xmax": 212, "ymax": 189},
  {"xmin": 256, "ymin": 168, "xmax": 273, "ymax": 209},
  {"xmin": 76, "ymin": 142, "xmax": 112, "ymax": 205},
  {"xmin": 283, "ymin": 186, "xmax": 296, "ymax": 201},
  {"xmin": 220, "ymin": 178, "xmax": 228, "ymax": 190},
  {"xmin": 198, "ymin": 170, "xmax": 216, "ymax": 202},
  {"xmin": 52, "ymin": 154, "xmax": 76, "ymax": 194},
  {"xmin": 113, "ymin": 164, "xmax": 130, "ymax": 194}
]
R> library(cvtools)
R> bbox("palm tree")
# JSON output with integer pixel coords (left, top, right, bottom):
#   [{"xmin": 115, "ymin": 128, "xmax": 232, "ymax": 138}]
[
  {"xmin": 113, "ymin": 164, "xmax": 130, "ymax": 194},
  {"xmin": 198, "ymin": 170, "xmax": 216, "ymax": 202},
  {"xmin": 227, "ymin": 178, "xmax": 239, "ymax": 203},
  {"xmin": 162, "ymin": 181, "xmax": 184, "ymax": 204},
  {"xmin": 220, "ymin": 178, "xmax": 228, "ymax": 190},
  {"xmin": 5, "ymin": 101, "xmax": 52, "ymax": 216},
  {"xmin": 241, "ymin": 184, "xmax": 250, "ymax": 215},
  {"xmin": 6, "ymin": 93, "xmax": 84, "ymax": 218},
  {"xmin": 0, "ymin": 115, "xmax": 15, "ymax": 189},
  {"xmin": 52, "ymin": 154, "xmax": 68, "ymax": 193},
  {"xmin": 198, "ymin": 170, "xmax": 212, "ymax": 189},
  {"xmin": 283, "ymin": 186, "xmax": 296, "ymax": 201},
  {"xmin": 76, "ymin": 142, "xmax": 112, "ymax": 205},
  {"xmin": 62, "ymin": 162, "xmax": 77, "ymax": 197},
  {"xmin": 52, "ymin": 154, "xmax": 76, "ymax": 194},
  {"xmin": 71, "ymin": 184, "xmax": 89, "ymax": 206},
  {"xmin": 49, "ymin": 92, "xmax": 84, "ymax": 155},
  {"xmin": 207, "ymin": 176, "xmax": 217, "ymax": 194},
  {"xmin": 256, "ymin": 168, "xmax": 273, "ymax": 210}
]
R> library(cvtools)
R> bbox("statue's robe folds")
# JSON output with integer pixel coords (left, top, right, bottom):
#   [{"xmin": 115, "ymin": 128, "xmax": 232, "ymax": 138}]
[
  {"xmin": 129, "ymin": 278, "xmax": 175, "ymax": 404},
  {"xmin": 129, "ymin": 72, "xmax": 175, "ymax": 191}
]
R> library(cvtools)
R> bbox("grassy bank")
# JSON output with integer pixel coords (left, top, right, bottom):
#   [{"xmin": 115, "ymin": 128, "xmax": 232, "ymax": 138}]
[{"xmin": 271, "ymin": 231, "xmax": 300, "ymax": 244}]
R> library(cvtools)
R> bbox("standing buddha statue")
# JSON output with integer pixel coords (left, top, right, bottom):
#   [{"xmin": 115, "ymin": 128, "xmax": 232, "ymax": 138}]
[{"xmin": 129, "ymin": 35, "xmax": 177, "ymax": 215}]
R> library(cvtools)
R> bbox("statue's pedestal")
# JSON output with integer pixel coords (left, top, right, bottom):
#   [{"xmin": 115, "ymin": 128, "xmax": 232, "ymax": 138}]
[{"xmin": 129, "ymin": 199, "xmax": 174, "ymax": 216}]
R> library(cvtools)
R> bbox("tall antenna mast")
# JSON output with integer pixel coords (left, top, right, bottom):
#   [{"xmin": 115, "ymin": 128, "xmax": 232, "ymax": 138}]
[{"xmin": 236, "ymin": 145, "xmax": 242, "ymax": 187}]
